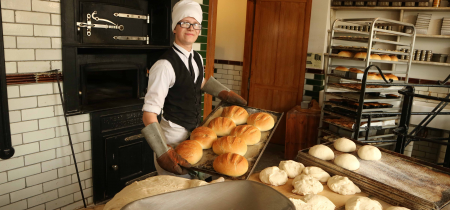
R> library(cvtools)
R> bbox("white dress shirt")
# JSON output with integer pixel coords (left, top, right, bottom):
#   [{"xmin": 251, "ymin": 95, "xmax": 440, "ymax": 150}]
[{"xmin": 143, "ymin": 42, "xmax": 204, "ymax": 119}]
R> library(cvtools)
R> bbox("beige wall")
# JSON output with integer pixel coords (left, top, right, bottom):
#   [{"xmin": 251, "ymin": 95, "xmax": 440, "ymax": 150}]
[{"xmin": 215, "ymin": 0, "xmax": 247, "ymax": 61}]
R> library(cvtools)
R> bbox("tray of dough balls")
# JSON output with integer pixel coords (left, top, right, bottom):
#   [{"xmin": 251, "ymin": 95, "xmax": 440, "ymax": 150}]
[
  {"xmin": 295, "ymin": 139, "xmax": 450, "ymax": 210},
  {"xmin": 175, "ymin": 101, "xmax": 283, "ymax": 180}
]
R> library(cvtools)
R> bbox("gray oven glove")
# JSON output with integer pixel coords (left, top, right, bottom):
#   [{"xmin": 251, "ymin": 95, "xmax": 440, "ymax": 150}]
[
  {"xmin": 202, "ymin": 77, "xmax": 247, "ymax": 106},
  {"xmin": 141, "ymin": 122, "xmax": 191, "ymax": 175}
]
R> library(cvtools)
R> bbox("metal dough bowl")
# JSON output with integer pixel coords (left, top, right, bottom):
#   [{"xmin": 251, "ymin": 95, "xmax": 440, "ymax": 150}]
[{"xmin": 121, "ymin": 180, "xmax": 295, "ymax": 210}]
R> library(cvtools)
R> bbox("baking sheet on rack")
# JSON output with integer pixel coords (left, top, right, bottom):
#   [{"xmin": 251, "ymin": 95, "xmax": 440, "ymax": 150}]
[{"xmin": 191, "ymin": 102, "xmax": 283, "ymax": 180}]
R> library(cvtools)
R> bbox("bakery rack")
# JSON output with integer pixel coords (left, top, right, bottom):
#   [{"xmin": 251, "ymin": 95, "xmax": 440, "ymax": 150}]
[{"xmin": 318, "ymin": 17, "xmax": 417, "ymax": 146}]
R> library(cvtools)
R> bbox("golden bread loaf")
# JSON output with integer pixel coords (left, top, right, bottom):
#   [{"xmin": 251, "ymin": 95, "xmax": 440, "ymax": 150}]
[
  {"xmin": 213, "ymin": 153, "xmax": 249, "ymax": 177},
  {"xmin": 174, "ymin": 140, "xmax": 203, "ymax": 164},
  {"xmin": 190, "ymin": 127, "xmax": 217, "ymax": 149},
  {"xmin": 208, "ymin": 117, "xmax": 236, "ymax": 136},
  {"xmin": 338, "ymin": 51, "xmax": 353, "ymax": 57},
  {"xmin": 247, "ymin": 112, "xmax": 275, "ymax": 131},
  {"xmin": 390, "ymin": 55, "xmax": 398, "ymax": 61},
  {"xmin": 354, "ymin": 52, "xmax": 368, "ymax": 59},
  {"xmin": 221, "ymin": 105, "xmax": 249, "ymax": 125},
  {"xmin": 370, "ymin": 54, "xmax": 381, "ymax": 60},
  {"xmin": 335, "ymin": 66, "xmax": 349, "ymax": 71},
  {"xmin": 380, "ymin": 54, "xmax": 391, "ymax": 61},
  {"xmin": 212, "ymin": 136, "xmax": 247, "ymax": 156},
  {"xmin": 230, "ymin": 125, "xmax": 262, "ymax": 145}
]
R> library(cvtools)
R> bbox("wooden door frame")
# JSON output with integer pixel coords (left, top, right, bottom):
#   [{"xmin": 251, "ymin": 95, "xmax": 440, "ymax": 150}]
[
  {"xmin": 203, "ymin": 0, "xmax": 218, "ymax": 119},
  {"xmin": 241, "ymin": 0, "xmax": 312, "ymax": 105}
]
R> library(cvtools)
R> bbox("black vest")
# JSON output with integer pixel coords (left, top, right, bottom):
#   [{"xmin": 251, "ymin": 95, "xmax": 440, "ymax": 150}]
[{"xmin": 161, "ymin": 47, "xmax": 203, "ymax": 132}]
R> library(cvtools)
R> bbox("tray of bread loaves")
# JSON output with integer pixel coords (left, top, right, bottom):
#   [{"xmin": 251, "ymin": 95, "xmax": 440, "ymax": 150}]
[
  {"xmin": 174, "ymin": 101, "xmax": 283, "ymax": 180},
  {"xmin": 296, "ymin": 139, "xmax": 450, "ymax": 210}
]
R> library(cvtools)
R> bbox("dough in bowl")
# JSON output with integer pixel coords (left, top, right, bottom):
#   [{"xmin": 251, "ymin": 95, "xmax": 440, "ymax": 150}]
[
  {"xmin": 327, "ymin": 175, "xmax": 361, "ymax": 195},
  {"xmin": 308, "ymin": 145, "xmax": 334, "ymax": 160},
  {"xmin": 345, "ymin": 196, "xmax": 382, "ymax": 210},
  {"xmin": 259, "ymin": 166, "xmax": 288, "ymax": 186},
  {"xmin": 334, "ymin": 137, "xmax": 356, "ymax": 152},
  {"xmin": 292, "ymin": 174, "xmax": 323, "ymax": 195},
  {"xmin": 279, "ymin": 160, "xmax": 305, "ymax": 178},
  {"xmin": 358, "ymin": 145, "xmax": 382, "ymax": 160},
  {"xmin": 302, "ymin": 166, "xmax": 331, "ymax": 183},
  {"xmin": 334, "ymin": 154, "xmax": 360, "ymax": 171}
]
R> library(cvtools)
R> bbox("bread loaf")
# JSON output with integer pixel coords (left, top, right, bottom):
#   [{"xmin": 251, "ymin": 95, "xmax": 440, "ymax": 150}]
[
  {"xmin": 335, "ymin": 66, "xmax": 349, "ymax": 71},
  {"xmin": 390, "ymin": 55, "xmax": 399, "ymax": 61},
  {"xmin": 175, "ymin": 140, "xmax": 203, "ymax": 164},
  {"xmin": 208, "ymin": 117, "xmax": 236, "ymax": 136},
  {"xmin": 370, "ymin": 54, "xmax": 381, "ymax": 60},
  {"xmin": 380, "ymin": 54, "xmax": 391, "ymax": 61},
  {"xmin": 190, "ymin": 126, "xmax": 217, "ymax": 149},
  {"xmin": 212, "ymin": 136, "xmax": 247, "ymax": 156},
  {"xmin": 247, "ymin": 112, "xmax": 275, "ymax": 131},
  {"xmin": 367, "ymin": 74, "xmax": 379, "ymax": 80},
  {"xmin": 387, "ymin": 74, "xmax": 398, "ymax": 81},
  {"xmin": 354, "ymin": 52, "xmax": 367, "ymax": 59},
  {"xmin": 230, "ymin": 125, "xmax": 262, "ymax": 145},
  {"xmin": 221, "ymin": 105, "xmax": 249, "ymax": 125},
  {"xmin": 213, "ymin": 153, "xmax": 248, "ymax": 177},
  {"xmin": 338, "ymin": 51, "xmax": 353, "ymax": 57}
]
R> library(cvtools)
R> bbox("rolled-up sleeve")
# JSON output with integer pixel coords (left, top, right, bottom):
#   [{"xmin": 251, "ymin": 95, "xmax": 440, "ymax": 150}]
[{"xmin": 142, "ymin": 60, "xmax": 175, "ymax": 114}]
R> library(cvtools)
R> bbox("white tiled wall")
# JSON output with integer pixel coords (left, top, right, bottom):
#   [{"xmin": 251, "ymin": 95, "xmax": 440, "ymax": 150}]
[
  {"xmin": 212, "ymin": 63, "xmax": 243, "ymax": 107},
  {"xmin": 1, "ymin": 0, "xmax": 93, "ymax": 210}
]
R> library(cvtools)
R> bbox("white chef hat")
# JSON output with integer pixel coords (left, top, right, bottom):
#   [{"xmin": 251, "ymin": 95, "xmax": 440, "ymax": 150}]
[{"xmin": 172, "ymin": 0, "xmax": 203, "ymax": 30}]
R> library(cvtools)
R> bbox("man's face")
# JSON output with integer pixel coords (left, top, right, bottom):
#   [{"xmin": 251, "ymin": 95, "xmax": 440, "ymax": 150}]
[{"xmin": 173, "ymin": 17, "xmax": 200, "ymax": 46}]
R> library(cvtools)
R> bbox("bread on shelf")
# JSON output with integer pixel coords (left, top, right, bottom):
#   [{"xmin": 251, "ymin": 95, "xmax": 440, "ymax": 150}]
[
  {"xmin": 390, "ymin": 55, "xmax": 399, "ymax": 61},
  {"xmin": 354, "ymin": 52, "xmax": 368, "ymax": 59},
  {"xmin": 370, "ymin": 54, "xmax": 381, "ymax": 60},
  {"xmin": 335, "ymin": 66, "xmax": 349, "ymax": 71},
  {"xmin": 338, "ymin": 51, "xmax": 353, "ymax": 57},
  {"xmin": 380, "ymin": 55, "xmax": 391, "ymax": 61}
]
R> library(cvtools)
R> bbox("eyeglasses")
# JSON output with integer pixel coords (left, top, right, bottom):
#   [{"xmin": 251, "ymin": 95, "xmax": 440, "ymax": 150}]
[{"xmin": 177, "ymin": 22, "xmax": 202, "ymax": 30}]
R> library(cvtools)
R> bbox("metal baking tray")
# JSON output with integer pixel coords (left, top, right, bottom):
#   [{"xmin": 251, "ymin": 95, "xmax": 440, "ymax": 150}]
[
  {"xmin": 191, "ymin": 101, "xmax": 284, "ymax": 180},
  {"xmin": 326, "ymin": 92, "xmax": 402, "ymax": 103},
  {"xmin": 327, "ymin": 83, "xmax": 403, "ymax": 93},
  {"xmin": 296, "ymin": 141, "xmax": 450, "ymax": 210}
]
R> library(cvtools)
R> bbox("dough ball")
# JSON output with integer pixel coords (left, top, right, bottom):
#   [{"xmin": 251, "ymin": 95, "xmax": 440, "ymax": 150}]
[
  {"xmin": 289, "ymin": 198, "xmax": 308, "ymax": 209},
  {"xmin": 279, "ymin": 160, "xmax": 305, "ymax": 178},
  {"xmin": 345, "ymin": 196, "xmax": 382, "ymax": 210},
  {"xmin": 309, "ymin": 145, "xmax": 334, "ymax": 160},
  {"xmin": 292, "ymin": 174, "xmax": 323, "ymax": 195},
  {"xmin": 358, "ymin": 145, "xmax": 382, "ymax": 160},
  {"xmin": 303, "ymin": 194, "xmax": 335, "ymax": 210},
  {"xmin": 334, "ymin": 154, "xmax": 360, "ymax": 171},
  {"xmin": 302, "ymin": 166, "xmax": 331, "ymax": 183},
  {"xmin": 334, "ymin": 137, "xmax": 356, "ymax": 152},
  {"xmin": 259, "ymin": 166, "xmax": 288, "ymax": 186},
  {"xmin": 386, "ymin": 207, "xmax": 410, "ymax": 210},
  {"xmin": 327, "ymin": 175, "xmax": 361, "ymax": 195}
]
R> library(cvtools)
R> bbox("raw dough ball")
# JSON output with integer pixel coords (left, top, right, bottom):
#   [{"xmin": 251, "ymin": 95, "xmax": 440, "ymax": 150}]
[
  {"xmin": 309, "ymin": 145, "xmax": 334, "ymax": 160},
  {"xmin": 386, "ymin": 207, "xmax": 410, "ymax": 210},
  {"xmin": 289, "ymin": 198, "xmax": 307, "ymax": 209},
  {"xmin": 259, "ymin": 166, "xmax": 288, "ymax": 186},
  {"xmin": 334, "ymin": 154, "xmax": 360, "ymax": 171},
  {"xmin": 358, "ymin": 145, "xmax": 382, "ymax": 160},
  {"xmin": 279, "ymin": 160, "xmax": 305, "ymax": 178},
  {"xmin": 290, "ymin": 195, "xmax": 335, "ymax": 210},
  {"xmin": 334, "ymin": 137, "xmax": 356, "ymax": 152},
  {"xmin": 345, "ymin": 196, "xmax": 382, "ymax": 210},
  {"xmin": 292, "ymin": 174, "xmax": 323, "ymax": 195},
  {"xmin": 302, "ymin": 166, "xmax": 331, "ymax": 183},
  {"xmin": 327, "ymin": 175, "xmax": 361, "ymax": 195}
]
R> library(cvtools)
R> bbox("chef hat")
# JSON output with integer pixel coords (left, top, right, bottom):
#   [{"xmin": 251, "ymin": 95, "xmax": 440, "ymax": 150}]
[{"xmin": 172, "ymin": 0, "xmax": 203, "ymax": 30}]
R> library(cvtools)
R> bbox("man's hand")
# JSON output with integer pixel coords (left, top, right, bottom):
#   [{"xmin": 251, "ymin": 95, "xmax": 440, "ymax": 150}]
[
  {"xmin": 157, "ymin": 147, "xmax": 192, "ymax": 175},
  {"xmin": 218, "ymin": 90, "xmax": 247, "ymax": 106}
]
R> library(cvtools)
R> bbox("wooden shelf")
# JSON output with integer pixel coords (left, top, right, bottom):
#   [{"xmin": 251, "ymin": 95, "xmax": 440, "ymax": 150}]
[
  {"xmin": 412, "ymin": 60, "xmax": 450, "ymax": 67},
  {"xmin": 331, "ymin": 6, "xmax": 450, "ymax": 11}
]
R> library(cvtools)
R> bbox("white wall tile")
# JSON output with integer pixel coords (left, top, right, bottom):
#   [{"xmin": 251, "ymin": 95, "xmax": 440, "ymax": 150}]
[
  {"xmin": 0, "ymin": 194, "xmax": 9, "ymax": 207},
  {"xmin": 41, "ymin": 156, "xmax": 70, "ymax": 172},
  {"xmin": 84, "ymin": 178, "xmax": 92, "ymax": 188},
  {"xmin": 26, "ymin": 170, "xmax": 57, "ymax": 187},
  {"xmin": 234, "ymin": 65, "xmax": 243, "ymax": 71},
  {"xmin": 61, "ymin": 200, "xmax": 84, "ymax": 210},
  {"xmin": 42, "ymin": 176, "xmax": 71, "ymax": 192},
  {"xmin": 57, "ymin": 163, "xmax": 84, "ymax": 178},
  {"xmin": 233, "ymin": 75, "xmax": 242, "ymax": 81},
  {"xmin": 45, "ymin": 195, "xmax": 73, "ymax": 210},
  {"xmin": 40, "ymin": 136, "xmax": 68, "ymax": 151},
  {"xmin": 27, "ymin": 190, "xmax": 57, "ymax": 208},
  {"xmin": 12, "ymin": 142, "xmax": 39, "ymax": 157},
  {"xmin": 73, "ymin": 187, "xmax": 92, "ymax": 202},
  {"xmin": 10, "ymin": 120, "xmax": 38, "ymax": 134},
  {"xmin": 54, "ymin": 105, "xmax": 63, "ymax": 116},
  {"xmin": 32, "ymin": 0, "xmax": 60, "ymax": 14},
  {"xmin": 24, "ymin": 150, "xmax": 55, "ymax": 165},
  {"xmin": 3, "ymin": 36, "xmax": 16, "ymax": 48},
  {"xmin": 58, "ymin": 183, "xmax": 81, "ymax": 197},
  {"xmin": 83, "ymin": 142, "xmax": 91, "ymax": 151},
  {"xmin": 84, "ymin": 160, "xmax": 91, "ymax": 170},
  {"xmin": 4, "ymin": 49, "xmax": 34, "ymax": 61},
  {"xmin": 15, "ymin": 11, "xmax": 50, "ymax": 24},
  {"xmin": 71, "ymin": 132, "xmax": 90, "ymax": 144},
  {"xmin": 0, "ymin": 157, "xmax": 24, "ymax": 173},
  {"xmin": 6, "ymin": 86, "xmax": 19, "ymax": 98},
  {"xmin": 223, "ymin": 64, "xmax": 234, "ymax": 70},
  {"xmin": 71, "ymin": 151, "xmax": 91, "ymax": 164},
  {"xmin": 17, "ymin": 37, "xmax": 51, "ymax": 49},
  {"xmin": 1, "ymin": 0, "xmax": 32, "ymax": 10},
  {"xmin": 51, "ymin": 37, "xmax": 61, "ymax": 48},
  {"xmin": 217, "ymin": 69, "xmax": 227, "ymax": 74},
  {"xmin": 7, "ymin": 164, "xmax": 40, "ymax": 181},
  {"xmin": 0, "ymin": 200, "xmax": 27, "ymax": 210},
  {"xmin": 35, "ymin": 49, "xmax": 61, "ymax": 60},
  {"xmin": 5, "ymin": 62, "xmax": 17, "ymax": 73},
  {"xmin": 9, "ymin": 111, "xmax": 21, "ymax": 123},
  {"xmin": 2, "ymin": 23, "xmax": 33, "ymax": 36},
  {"xmin": 0, "ymin": 179, "xmax": 25, "ymax": 195},
  {"xmin": 10, "ymin": 184, "xmax": 42, "ymax": 202},
  {"xmin": 22, "ymin": 106, "xmax": 54, "ymax": 121},
  {"xmin": 1, "ymin": 10, "xmax": 13, "ymax": 22},
  {"xmin": 39, "ymin": 116, "xmax": 65, "ymax": 129},
  {"xmin": 83, "ymin": 122, "xmax": 90, "ymax": 131},
  {"xmin": 34, "ymin": 25, "xmax": 60, "ymax": 37},
  {"xmin": 214, "ymin": 64, "xmax": 223, "ymax": 69},
  {"xmin": 11, "ymin": 134, "xmax": 22, "ymax": 146},
  {"xmin": 55, "ymin": 123, "xmax": 84, "ymax": 137},
  {"xmin": 51, "ymin": 14, "xmax": 60, "ymax": 25},
  {"xmin": 19, "ymin": 83, "xmax": 53, "ymax": 97},
  {"xmin": 38, "ymin": 94, "xmax": 61, "ymax": 107},
  {"xmin": 71, "ymin": 169, "xmax": 91, "ymax": 183},
  {"xmin": 51, "ymin": 61, "xmax": 62, "ymax": 71},
  {"xmin": 56, "ymin": 143, "xmax": 83, "ymax": 159},
  {"xmin": 8, "ymin": 97, "xmax": 37, "ymax": 110},
  {"xmin": 68, "ymin": 114, "xmax": 90, "ymax": 124},
  {"xmin": 0, "ymin": 173, "xmax": 6, "ymax": 184},
  {"xmin": 23, "ymin": 128, "xmax": 55, "ymax": 143},
  {"xmin": 27, "ymin": 204, "xmax": 45, "ymax": 210},
  {"xmin": 227, "ymin": 70, "xmax": 240, "ymax": 76}
]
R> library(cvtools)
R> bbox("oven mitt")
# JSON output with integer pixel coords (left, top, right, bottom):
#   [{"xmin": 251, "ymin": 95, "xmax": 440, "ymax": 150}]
[
  {"xmin": 141, "ymin": 122, "xmax": 191, "ymax": 175},
  {"xmin": 202, "ymin": 77, "xmax": 247, "ymax": 106}
]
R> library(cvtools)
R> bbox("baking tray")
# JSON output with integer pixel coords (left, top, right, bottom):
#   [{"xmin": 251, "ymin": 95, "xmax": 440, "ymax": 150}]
[
  {"xmin": 296, "ymin": 141, "xmax": 450, "ymax": 210},
  {"xmin": 191, "ymin": 101, "xmax": 284, "ymax": 180}
]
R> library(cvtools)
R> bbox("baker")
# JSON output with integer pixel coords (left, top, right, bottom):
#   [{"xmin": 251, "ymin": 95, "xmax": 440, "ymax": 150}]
[{"xmin": 141, "ymin": 0, "xmax": 246, "ymax": 178}]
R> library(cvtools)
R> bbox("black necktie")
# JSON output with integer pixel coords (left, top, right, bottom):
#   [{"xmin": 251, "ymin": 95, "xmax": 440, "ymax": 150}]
[{"xmin": 188, "ymin": 53, "xmax": 195, "ymax": 79}]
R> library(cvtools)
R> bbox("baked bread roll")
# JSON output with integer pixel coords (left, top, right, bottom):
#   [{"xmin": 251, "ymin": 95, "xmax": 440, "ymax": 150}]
[
  {"xmin": 367, "ymin": 74, "xmax": 379, "ymax": 80},
  {"xmin": 338, "ymin": 51, "xmax": 353, "ymax": 57},
  {"xmin": 190, "ymin": 127, "xmax": 217, "ymax": 149},
  {"xmin": 380, "ymin": 55, "xmax": 391, "ymax": 61},
  {"xmin": 212, "ymin": 136, "xmax": 247, "ymax": 156},
  {"xmin": 335, "ymin": 66, "xmax": 349, "ymax": 71},
  {"xmin": 213, "ymin": 153, "xmax": 248, "ymax": 177},
  {"xmin": 230, "ymin": 125, "xmax": 262, "ymax": 145},
  {"xmin": 221, "ymin": 105, "xmax": 249, "ymax": 125},
  {"xmin": 387, "ymin": 74, "xmax": 398, "ymax": 81},
  {"xmin": 247, "ymin": 112, "xmax": 275, "ymax": 131},
  {"xmin": 175, "ymin": 140, "xmax": 203, "ymax": 164},
  {"xmin": 390, "ymin": 55, "xmax": 399, "ymax": 61},
  {"xmin": 208, "ymin": 117, "xmax": 236, "ymax": 136},
  {"xmin": 354, "ymin": 52, "xmax": 367, "ymax": 59},
  {"xmin": 370, "ymin": 54, "xmax": 381, "ymax": 60},
  {"xmin": 375, "ymin": 74, "xmax": 383, "ymax": 80}
]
